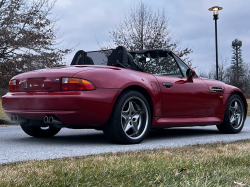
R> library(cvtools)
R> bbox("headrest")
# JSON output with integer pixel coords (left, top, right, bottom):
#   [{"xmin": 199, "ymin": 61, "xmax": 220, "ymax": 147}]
[
  {"xmin": 71, "ymin": 50, "xmax": 94, "ymax": 65},
  {"xmin": 107, "ymin": 46, "xmax": 129, "ymax": 67},
  {"xmin": 71, "ymin": 50, "xmax": 87, "ymax": 65}
]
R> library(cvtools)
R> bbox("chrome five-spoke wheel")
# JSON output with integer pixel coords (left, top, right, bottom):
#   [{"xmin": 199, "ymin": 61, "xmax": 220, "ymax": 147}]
[
  {"xmin": 103, "ymin": 90, "xmax": 151, "ymax": 144},
  {"xmin": 217, "ymin": 94, "xmax": 245, "ymax": 134},
  {"xmin": 121, "ymin": 96, "xmax": 149, "ymax": 140},
  {"xmin": 229, "ymin": 99, "xmax": 244, "ymax": 129}
]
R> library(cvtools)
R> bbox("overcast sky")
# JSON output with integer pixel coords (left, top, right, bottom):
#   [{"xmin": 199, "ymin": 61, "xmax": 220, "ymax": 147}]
[{"xmin": 52, "ymin": 0, "xmax": 250, "ymax": 73}]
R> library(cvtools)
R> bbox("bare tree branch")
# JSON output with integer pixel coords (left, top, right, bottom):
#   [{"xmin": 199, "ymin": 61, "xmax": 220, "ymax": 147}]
[
  {"xmin": 100, "ymin": 1, "xmax": 193, "ymax": 66},
  {"xmin": 0, "ymin": 0, "xmax": 72, "ymax": 92}
]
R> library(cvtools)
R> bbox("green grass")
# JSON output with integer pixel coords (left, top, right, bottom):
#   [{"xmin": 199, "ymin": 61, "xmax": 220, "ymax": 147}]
[{"xmin": 1, "ymin": 140, "xmax": 250, "ymax": 186}]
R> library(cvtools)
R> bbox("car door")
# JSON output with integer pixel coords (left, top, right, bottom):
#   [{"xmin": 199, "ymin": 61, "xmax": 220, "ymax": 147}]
[{"xmin": 152, "ymin": 53, "xmax": 210, "ymax": 116}]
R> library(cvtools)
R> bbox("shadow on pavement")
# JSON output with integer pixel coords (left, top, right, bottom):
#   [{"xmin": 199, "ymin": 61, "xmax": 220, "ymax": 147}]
[
  {"xmin": 146, "ymin": 127, "xmax": 220, "ymax": 140},
  {"xmin": 12, "ymin": 127, "xmax": 220, "ymax": 145},
  {"xmin": 14, "ymin": 131, "xmax": 109, "ymax": 145}
]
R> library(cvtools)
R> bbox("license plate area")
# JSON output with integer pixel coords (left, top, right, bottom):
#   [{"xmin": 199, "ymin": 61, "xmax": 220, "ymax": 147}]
[{"xmin": 27, "ymin": 77, "xmax": 46, "ymax": 91}]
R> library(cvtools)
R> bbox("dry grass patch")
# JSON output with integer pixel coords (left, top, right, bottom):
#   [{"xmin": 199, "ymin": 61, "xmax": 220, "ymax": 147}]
[
  {"xmin": 1, "ymin": 140, "xmax": 250, "ymax": 186},
  {"xmin": 0, "ymin": 124, "xmax": 19, "ymax": 127}
]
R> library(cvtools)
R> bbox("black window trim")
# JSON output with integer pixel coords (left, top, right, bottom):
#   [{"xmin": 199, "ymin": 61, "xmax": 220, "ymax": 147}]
[
  {"xmin": 172, "ymin": 53, "xmax": 198, "ymax": 78},
  {"xmin": 172, "ymin": 53, "xmax": 187, "ymax": 77},
  {"xmin": 168, "ymin": 53, "xmax": 185, "ymax": 78}
]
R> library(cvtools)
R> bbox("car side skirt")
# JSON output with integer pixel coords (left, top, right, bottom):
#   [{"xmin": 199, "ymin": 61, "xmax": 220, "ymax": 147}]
[{"xmin": 151, "ymin": 116, "xmax": 224, "ymax": 128}]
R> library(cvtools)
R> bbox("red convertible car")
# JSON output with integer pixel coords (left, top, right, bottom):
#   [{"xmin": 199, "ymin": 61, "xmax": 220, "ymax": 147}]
[{"xmin": 2, "ymin": 46, "xmax": 248, "ymax": 144}]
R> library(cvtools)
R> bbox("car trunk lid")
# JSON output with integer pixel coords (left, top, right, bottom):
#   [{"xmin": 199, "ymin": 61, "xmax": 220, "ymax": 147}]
[
  {"xmin": 13, "ymin": 65, "xmax": 121, "ymax": 92},
  {"xmin": 14, "ymin": 66, "xmax": 85, "ymax": 92}
]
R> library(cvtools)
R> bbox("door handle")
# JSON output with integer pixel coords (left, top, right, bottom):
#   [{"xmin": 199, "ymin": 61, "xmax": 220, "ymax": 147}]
[{"xmin": 162, "ymin": 82, "xmax": 173, "ymax": 87}]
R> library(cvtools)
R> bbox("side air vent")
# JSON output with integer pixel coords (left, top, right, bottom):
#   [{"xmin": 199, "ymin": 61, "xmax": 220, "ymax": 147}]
[{"xmin": 209, "ymin": 86, "xmax": 224, "ymax": 93}]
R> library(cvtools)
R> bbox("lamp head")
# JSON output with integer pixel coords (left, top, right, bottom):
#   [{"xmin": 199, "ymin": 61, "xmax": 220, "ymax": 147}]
[{"xmin": 209, "ymin": 6, "xmax": 223, "ymax": 15}]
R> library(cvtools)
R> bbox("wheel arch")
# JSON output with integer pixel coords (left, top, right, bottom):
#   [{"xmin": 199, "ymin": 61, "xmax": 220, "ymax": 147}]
[{"xmin": 118, "ymin": 85, "xmax": 154, "ymax": 121}]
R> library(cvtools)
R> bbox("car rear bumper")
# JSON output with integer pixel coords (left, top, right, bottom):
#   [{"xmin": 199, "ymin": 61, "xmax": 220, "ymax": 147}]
[{"xmin": 2, "ymin": 88, "xmax": 122, "ymax": 126}]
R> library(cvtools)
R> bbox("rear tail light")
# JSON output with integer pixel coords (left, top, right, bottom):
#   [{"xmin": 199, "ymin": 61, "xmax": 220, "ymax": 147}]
[
  {"xmin": 9, "ymin": 79, "xmax": 17, "ymax": 92},
  {"xmin": 61, "ymin": 78, "xmax": 95, "ymax": 91}
]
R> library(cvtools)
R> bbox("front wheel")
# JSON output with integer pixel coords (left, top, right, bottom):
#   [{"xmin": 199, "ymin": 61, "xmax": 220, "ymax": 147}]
[
  {"xmin": 21, "ymin": 122, "xmax": 61, "ymax": 138},
  {"xmin": 103, "ymin": 90, "xmax": 151, "ymax": 144},
  {"xmin": 217, "ymin": 94, "xmax": 246, "ymax": 134}
]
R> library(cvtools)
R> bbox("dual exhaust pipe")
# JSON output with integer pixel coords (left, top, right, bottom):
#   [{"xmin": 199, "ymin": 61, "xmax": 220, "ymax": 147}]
[
  {"xmin": 44, "ymin": 115, "xmax": 62, "ymax": 125},
  {"xmin": 11, "ymin": 115, "xmax": 18, "ymax": 121},
  {"xmin": 11, "ymin": 114, "xmax": 27, "ymax": 123},
  {"xmin": 11, "ymin": 114, "xmax": 61, "ymax": 125}
]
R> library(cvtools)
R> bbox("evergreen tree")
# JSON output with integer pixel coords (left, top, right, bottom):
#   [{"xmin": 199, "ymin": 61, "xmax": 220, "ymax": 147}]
[{"xmin": 230, "ymin": 39, "xmax": 244, "ymax": 85}]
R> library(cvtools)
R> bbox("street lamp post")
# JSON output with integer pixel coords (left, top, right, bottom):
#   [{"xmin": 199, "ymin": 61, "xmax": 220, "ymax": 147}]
[{"xmin": 209, "ymin": 6, "xmax": 223, "ymax": 80}]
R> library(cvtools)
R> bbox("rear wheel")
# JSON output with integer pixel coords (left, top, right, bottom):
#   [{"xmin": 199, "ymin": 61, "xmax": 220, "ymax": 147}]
[
  {"xmin": 103, "ymin": 90, "xmax": 151, "ymax": 144},
  {"xmin": 217, "ymin": 94, "xmax": 245, "ymax": 134},
  {"xmin": 21, "ymin": 122, "xmax": 61, "ymax": 137}
]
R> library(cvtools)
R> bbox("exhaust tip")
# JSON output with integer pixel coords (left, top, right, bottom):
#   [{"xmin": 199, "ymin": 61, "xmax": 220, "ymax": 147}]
[
  {"xmin": 44, "ymin": 116, "xmax": 48, "ymax": 123},
  {"xmin": 49, "ymin": 116, "xmax": 53, "ymax": 123},
  {"xmin": 11, "ymin": 115, "xmax": 18, "ymax": 121}
]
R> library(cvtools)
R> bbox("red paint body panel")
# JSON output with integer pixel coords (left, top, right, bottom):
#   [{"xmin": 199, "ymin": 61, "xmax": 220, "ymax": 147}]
[
  {"xmin": 154, "ymin": 76, "xmax": 210, "ymax": 116},
  {"xmin": 15, "ymin": 66, "xmax": 88, "ymax": 92},
  {"xmin": 201, "ymin": 78, "xmax": 248, "ymax": 117},
  {"xmin": 2, "ymin": 65, "xmax": 248, "ymax": 128},
  {"xmin": 2, "ymin": 88, "xmax": 122, "ymax": 125},
  {"xmin": 73, "ymin": 66, "xmax": 163, "ymax": 117}
]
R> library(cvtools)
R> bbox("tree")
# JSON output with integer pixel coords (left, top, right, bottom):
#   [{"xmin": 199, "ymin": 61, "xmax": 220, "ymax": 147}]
[
  {"xmin": 198, "ymin": 39, "xmax": 250, "ymax": 97},
  {"xmin": 228, "ymin": 39, "xmax": 246, "ymax": 89},
  {"xmin": 211, "ymin": 56, "xmax": 229, "ymax": 81},
  {"xmin": 230, "ymin": 39, "xmax": 245, "ymax": 86},
  {"xmin": 0, "ymin": 0, "xmax": 71, "ymax": 93},
  {"xmin": 101, "ymin": 1, "xmax": 193, "ymax": 66}
]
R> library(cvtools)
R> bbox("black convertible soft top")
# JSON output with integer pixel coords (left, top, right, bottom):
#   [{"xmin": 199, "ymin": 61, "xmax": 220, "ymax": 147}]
[
  {"xmin": 70, "ymin": 46, "xmax": 171, "ymax": 67},
  {"xmin": 129, "ymin": 48, "xmax": 170, "ymax": 54}
]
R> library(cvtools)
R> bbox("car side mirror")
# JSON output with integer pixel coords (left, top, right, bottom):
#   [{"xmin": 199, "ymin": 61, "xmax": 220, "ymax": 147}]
[{"xmin": 186, "ymin": 69, "xmax": 196, "ymax": 82}]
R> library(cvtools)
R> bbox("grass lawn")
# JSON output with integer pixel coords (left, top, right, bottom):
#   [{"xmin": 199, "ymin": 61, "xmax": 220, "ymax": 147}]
[{"xmin": 1, "ymin": 140, "xmax": 250, "ymax": 186}]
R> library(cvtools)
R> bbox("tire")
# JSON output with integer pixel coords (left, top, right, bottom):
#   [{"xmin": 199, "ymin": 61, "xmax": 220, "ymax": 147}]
[
  {"xmin": 103, "ymin": 90, "xmax": 151, "ymax": 144},
  {"xmin": 217, "ymin": 94, "xmax": 246, "ymax": 134},
  {"xmin": 21, "ymin": 123, "xmax": 61, "ymax": 138}
]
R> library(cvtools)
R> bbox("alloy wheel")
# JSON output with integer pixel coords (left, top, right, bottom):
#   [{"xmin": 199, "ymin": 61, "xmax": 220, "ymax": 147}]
[
  {"xmin": 229, "ymin": 98, "xmax": 244, "ymax": 129},
  {"xmin": 121, "ymin": 96, "xmax": 149, "ymax": 140}
]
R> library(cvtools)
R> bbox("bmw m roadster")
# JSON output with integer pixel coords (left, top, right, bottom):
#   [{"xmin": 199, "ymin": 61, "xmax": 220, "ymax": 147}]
[{"xmin": 2, "ymin": 46, "xmax": 248, "ymax": 144}]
